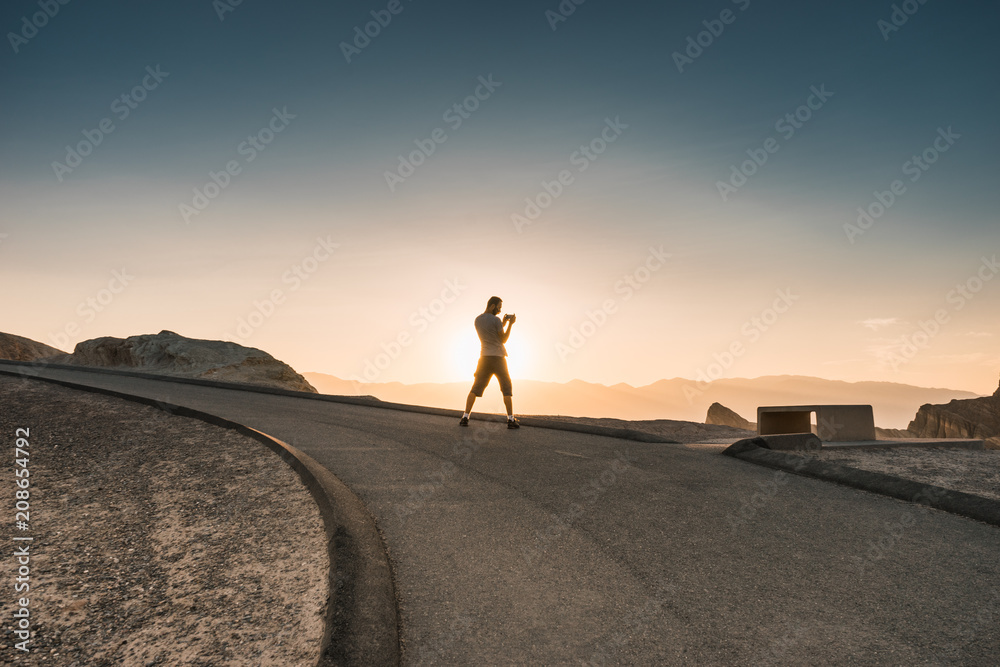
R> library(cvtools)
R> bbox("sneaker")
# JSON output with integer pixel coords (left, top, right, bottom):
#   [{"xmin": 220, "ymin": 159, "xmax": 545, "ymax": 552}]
[
  {"xmin": 459, "ymin": 416, "xmax": 469, "ymax": 427},
  {"xmin": 507, "ymin": 418, "xmax": 520, "ymax": 429}
]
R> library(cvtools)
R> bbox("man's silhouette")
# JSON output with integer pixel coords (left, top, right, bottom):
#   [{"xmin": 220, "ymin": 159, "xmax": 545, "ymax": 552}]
[{"xmin": 460, "ymin": 296, "xmax": 519, "ymax": 429}]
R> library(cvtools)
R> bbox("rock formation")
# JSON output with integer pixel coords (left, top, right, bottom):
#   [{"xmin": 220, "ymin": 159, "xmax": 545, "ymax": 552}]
[
  {"xmin": 908, "ymin": 375, "xmax": 1000, "ymax": 448},
  {"xmin": 874, "ymin": 427, "xmax": 914, "ymax": 440},
  {"xmin": 48, "ymin": 330, "xmax": 317, "ymax": 393},
  {"xmin": 706, "ymin": 402, "xmax": 755, "ymax": 430},
  {"xmin": 0, "ymin": 332, "xmax": 66, "ymax": 361}
]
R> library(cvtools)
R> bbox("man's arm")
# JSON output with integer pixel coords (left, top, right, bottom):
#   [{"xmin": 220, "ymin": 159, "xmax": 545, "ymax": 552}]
[{"xmin": 500, "ymin": 316, "xmax": 515, "ymax": 343}]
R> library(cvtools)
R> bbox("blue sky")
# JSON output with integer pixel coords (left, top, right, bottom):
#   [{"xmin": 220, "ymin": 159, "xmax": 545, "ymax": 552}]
[{"xmin": 2, "ymin": 0, "xmax": 998, "ymax": 392}]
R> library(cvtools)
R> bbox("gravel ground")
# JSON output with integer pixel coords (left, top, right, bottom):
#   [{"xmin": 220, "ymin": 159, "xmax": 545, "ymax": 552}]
[
  {"xmin": 804, "ymin": 446, "xmax": 1000, "ymax": 501},
  {"xmin": 530, "ymin": 415, "xmax": 757, "ymax": 444},
  {"xmin": 0, "ymin": 378, "xmax": 328, "ymax": 666},
  {"xmin": 579, "ymin": 417, "xmax": 1000, "ymax": 501}
]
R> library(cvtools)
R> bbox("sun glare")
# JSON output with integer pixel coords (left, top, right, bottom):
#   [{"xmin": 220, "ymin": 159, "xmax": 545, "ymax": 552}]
[
  {"xmin": 446, "ymin": 326, "xmax": 535, "ymax": 383},
  {"xmin": 504, "ymin": 336, "xmax": 533, "ymax": 380},
  {"xmin": 448, "ymin": 329, "xmax": 481, "ymax": 382}
]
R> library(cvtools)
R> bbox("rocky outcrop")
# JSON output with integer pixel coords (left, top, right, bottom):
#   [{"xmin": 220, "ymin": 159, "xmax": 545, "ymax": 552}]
[
  {"xmin": 49, "ymin": 331, "xmax": 317, "ymax": 393},
  {"xmin": 0, "ymin": 332, "xmax": 66, "ymax": 361},
  {"xmin": 908, "ymin": 376, "xmax": 1000, "ymax": 448},
  {"xmin": 706, "ymin": 402, "xmax": 755, "ymax": 430},
  {"xmin": 875, "ymin": 427, "xmax": 914, "ymax": 440}
]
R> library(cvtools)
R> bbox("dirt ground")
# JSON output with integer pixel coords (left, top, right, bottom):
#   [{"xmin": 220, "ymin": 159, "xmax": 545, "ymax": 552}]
[
  {"xmin": 806, "ymin": 445, "xmax": 1000, "ymax": 502},
  {"xmin": 600, "ymin": 418, "xmax": 1000, "ymax": 502},
  {"xmin": 0, "ymin": 378, "xmax": 328, "ymax": 666}
]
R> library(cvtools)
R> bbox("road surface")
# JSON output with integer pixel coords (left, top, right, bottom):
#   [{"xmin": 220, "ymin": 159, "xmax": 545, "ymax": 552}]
[{"xmin": 6, "ymin": 364, "xmax": 999, "ymax": 665}]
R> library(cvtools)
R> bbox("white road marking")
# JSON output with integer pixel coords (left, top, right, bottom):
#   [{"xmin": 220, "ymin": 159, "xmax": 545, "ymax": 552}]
[{"xmin": 554, "ymin": 450, "xmax": 588, "ymax": 459}]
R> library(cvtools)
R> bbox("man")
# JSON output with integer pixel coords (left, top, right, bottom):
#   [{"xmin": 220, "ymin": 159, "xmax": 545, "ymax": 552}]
[{"xmin": 460, "ymin": 296, "xmax": 519, "ymax": 429}]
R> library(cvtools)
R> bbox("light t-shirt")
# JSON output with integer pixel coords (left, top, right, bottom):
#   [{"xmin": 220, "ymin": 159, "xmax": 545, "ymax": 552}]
[{"xmin": 474, "ymin": 312, "xmax": 507, "ymax": 357}]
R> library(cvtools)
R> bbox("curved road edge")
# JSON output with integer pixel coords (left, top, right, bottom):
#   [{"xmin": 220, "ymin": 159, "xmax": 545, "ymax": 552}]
[
  {"xmin": 0, "ymin": 360, "xmax": 679, "ymax": 444},
  {"xmin": 0, "ymin": 369, "xmax": 400, "ymax": 667},
  {"xmin": 723, "ymin": 436, "xmax": 1000, "ymax": 528}
]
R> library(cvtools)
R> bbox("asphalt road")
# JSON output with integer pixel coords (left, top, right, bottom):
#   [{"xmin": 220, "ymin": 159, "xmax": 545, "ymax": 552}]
[{"xmin": 9, "ymin": 366, "xmax": 1000, "ymax": 665}]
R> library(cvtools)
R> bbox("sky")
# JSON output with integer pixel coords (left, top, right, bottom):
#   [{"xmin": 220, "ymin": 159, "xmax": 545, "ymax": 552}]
[{"xmin": 1, "ymin": 0, "xmax": 998, "ymax": 394}]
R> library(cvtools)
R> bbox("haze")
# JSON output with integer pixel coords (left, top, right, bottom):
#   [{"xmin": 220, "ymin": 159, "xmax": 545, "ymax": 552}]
[{"xmin": 2, "ymin": 1, "xmax": 998, "ymax": 396}]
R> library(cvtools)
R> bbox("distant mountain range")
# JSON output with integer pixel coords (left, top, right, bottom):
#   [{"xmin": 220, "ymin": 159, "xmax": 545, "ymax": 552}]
[
  {"xmin": 1, "ymin": 329, "xmax": 984, "ymax": 431},
  {"xmin": 303, "ymin": 372, "xmax": 982, "ymax": 430}
]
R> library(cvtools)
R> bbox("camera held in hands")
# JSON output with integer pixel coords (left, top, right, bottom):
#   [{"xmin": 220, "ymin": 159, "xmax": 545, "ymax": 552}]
[{"xmin": 503, "ymin": 313, "xmax": 516, "ymax": 324}]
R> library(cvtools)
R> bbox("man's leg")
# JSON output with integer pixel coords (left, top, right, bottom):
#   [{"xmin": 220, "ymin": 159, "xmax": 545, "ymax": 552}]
[
  {"xmin": 463, "ymin": 359, "xmax": 488, "ymax": 424},
  {"xmin": 503, "ymin": 394, "xmax": 519, "ymax": 428},
  {"xmin": 497, "ymin": 358, "xmax": 516, "ymax": 425},
  {"xmin": 459, "ymin": 391, "xmax": 476, "ymax": 426}
]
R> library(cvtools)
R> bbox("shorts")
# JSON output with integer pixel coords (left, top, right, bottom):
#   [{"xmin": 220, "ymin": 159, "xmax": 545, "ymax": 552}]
[{"xmin": 470, "ymin": 355, "xmax": 513, "ymax": 397}]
